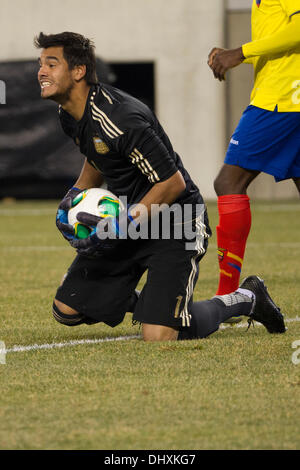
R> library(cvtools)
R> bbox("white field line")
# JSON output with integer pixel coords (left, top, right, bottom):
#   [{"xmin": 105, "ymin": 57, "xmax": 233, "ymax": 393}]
[
  {"xmin": 4, "ymin": 335, "xmax": 141, "ymax": 354},
  {"xmin": 2, "ymin": 317, "xmax": 300, "ymax": 355}
]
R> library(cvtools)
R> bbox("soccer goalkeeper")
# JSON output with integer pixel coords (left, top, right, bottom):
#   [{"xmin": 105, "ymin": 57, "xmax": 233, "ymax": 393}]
[
  {"xmin": 35, "ymin": 31, "xmax": 285, "ymax": 341},
  {"xmin": 208, "ymin": 0, "xmax": 300, "ymax": 296}
]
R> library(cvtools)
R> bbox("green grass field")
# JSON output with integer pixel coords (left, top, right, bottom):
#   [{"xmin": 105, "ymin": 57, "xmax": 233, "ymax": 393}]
[{"xmin": 0, "ymin": 199, "xmax": 300, "ymax": 450}]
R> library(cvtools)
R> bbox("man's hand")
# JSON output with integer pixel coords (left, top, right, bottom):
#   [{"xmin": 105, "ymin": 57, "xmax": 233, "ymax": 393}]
[
  {"xmin": 208, "ymin": 47, "xmax": 245, "ymax": 81},
  {"xmin": 56, "ymin": 187, "xmax": 82, "ymax": 243},
  {"xmin": 70, "ymin": 210, "xmax": 137, "ymax": 257}
]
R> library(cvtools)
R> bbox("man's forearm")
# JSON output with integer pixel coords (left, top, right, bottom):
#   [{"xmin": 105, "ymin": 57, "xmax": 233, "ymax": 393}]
[
  {"xmin": 243, "ymin": 14, "xmax": 300, "ymax": 58},
  {"xmin": 131, "ymin": 170, "xmax": 186, "ymax": 221},
  {"xmin": 74, "ymin": 158, "xmax": 104, "ymax": 190}
]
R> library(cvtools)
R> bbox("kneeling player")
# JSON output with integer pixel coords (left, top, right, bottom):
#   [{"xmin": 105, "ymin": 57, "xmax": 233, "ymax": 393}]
[{"xmin": 35, "ymin": 31, "xmax": 286, "ymax": 340}]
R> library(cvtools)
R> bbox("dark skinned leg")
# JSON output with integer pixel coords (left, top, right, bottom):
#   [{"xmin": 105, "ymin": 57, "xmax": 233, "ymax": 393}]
[
  {"xmin": 214, "ymin": 163, "xmax": 260, "ymax": 196},
  {"xmin": 293, "ymin": 177, "xmax": 300, "ymax": 196}
]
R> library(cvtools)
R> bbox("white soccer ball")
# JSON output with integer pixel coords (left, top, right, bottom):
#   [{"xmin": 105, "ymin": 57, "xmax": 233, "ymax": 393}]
[{"xmin": 68, "ymin": 188, "xmax": 123, "ymax": 239}]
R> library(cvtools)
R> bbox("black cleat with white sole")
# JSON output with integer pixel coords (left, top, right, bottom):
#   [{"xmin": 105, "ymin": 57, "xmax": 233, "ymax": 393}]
[{"xmin": 239, "ymin": 275, "xmax": 286, "ymax": 334}]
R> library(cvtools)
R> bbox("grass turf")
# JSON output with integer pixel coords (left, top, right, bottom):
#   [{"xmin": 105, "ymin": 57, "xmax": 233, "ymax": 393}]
[{"xmin": 0, "ymin": 199, "xmax": 299, "ymax": 450}]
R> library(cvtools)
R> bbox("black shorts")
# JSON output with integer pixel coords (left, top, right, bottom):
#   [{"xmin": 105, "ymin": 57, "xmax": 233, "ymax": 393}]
[{"xmin": 55, "ymin": 213, "xmax": 210, "ymax": 329}]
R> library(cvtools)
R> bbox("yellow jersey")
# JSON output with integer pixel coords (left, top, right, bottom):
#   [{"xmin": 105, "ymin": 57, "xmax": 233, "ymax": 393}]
[{"xmin": 244, "ymin": 0, "xmax": 300, "ymax": 112}]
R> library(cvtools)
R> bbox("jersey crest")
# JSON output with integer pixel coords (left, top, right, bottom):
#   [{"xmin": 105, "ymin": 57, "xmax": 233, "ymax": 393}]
[{"xmin": 93, "ymin": 136, "xmax": 110, "ymax": 154}]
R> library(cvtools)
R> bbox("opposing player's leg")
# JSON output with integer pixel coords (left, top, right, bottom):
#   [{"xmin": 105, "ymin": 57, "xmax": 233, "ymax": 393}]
[
  {"xmin": 293, "ymin": 177, "xmax": 300, "ymax": 195},
  {"xmin": 214, "ymin": 106, "xmax": 300, "ymax": 297},
  {"xmin": 214, "ymin": 164, "xmax": 257, "ymax": 296},
  {"xmin": 214, "ymin": 163, "xmax": 259, "ymax": 195}
]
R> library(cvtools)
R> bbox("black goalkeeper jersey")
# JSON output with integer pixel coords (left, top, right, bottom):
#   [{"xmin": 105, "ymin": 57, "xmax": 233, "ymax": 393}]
[{"xmin": 59, "ymin": 83, "xmax": 204, "ymax": 210}]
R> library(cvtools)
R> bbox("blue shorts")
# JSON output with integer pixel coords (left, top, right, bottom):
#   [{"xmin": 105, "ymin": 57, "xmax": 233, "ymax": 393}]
[{"xmin": 225, "ymin": 105, "xmax": 300, "ymax": 182}]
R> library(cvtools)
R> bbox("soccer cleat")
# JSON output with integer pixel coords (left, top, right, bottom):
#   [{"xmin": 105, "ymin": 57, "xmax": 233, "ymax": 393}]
[{"xmin": 239, "ymin": 275, "xmax": 286, "ymax": 334}]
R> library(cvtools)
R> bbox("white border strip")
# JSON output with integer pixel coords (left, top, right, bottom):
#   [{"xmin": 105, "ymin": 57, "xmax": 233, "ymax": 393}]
[{"xmin": 2, "ymin": 317, "xmax": 300, "ymax": 355}]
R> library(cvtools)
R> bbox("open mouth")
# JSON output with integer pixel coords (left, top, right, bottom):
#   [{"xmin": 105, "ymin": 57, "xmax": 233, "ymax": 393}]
[{"xmin": 40, "ymin": 81, "xmax": 53, "ymax": 89}]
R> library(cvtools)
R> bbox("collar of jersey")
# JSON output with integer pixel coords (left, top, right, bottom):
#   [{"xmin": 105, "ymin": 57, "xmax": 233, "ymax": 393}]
[{"xmin": 76, "ymin": 84, "xmax": 97, "ymax": 127}]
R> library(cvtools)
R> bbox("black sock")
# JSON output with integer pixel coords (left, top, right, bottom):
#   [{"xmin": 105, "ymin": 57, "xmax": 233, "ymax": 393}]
[{"xmin": 178, "ymin": 291, "xmax": 253, "ymax": 340}]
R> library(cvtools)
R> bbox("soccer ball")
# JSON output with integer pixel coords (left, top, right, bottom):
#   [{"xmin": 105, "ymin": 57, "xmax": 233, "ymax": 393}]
[{"xmin": 68, "ymin": 188, "xmax": 123, "ymax": 239}]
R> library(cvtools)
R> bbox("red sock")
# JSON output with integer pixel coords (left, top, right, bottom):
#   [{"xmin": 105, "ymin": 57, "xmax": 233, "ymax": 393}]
[{"xmin": 216, "ymin": 194, "xmax": 251, "ymax": 295}]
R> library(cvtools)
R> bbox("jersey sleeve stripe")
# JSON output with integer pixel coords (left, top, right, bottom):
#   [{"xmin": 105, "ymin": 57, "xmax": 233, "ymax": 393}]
[
  {"xmin": 131, "ymin": 149, "xmax": 155, "ymax": 181},
  {"xmin": 129, "ymin": 152, "xmax": 153, "ymax": 181},
  {"xmin": 91, "ymin": 109, "xmax": 118, "ymax": 139},
  {"xmin": 91, "ymin": 102, "xmax": 124, "ymax": 137},
  {"xmin": 130, "ymin": 148, "xmax": 160, "ymax": 183},
  {"xmin": 132, "ymin": 148, "xmax": 160, "ymax": 182},
  {"xmin": 101, "ymin": 89, "xmax": 113, "ymax": 104}
]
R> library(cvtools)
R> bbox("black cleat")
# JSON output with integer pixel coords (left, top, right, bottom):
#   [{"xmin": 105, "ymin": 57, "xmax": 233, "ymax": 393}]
[{"xmin": 239, "ymin": 275, "xmax": 286, "ymax": 334}]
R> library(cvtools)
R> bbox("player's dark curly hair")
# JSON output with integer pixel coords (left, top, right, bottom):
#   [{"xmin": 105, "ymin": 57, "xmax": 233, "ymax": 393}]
[{"xmin": 34, "ymin": 32, "xmax": 98, "ymax": 85}]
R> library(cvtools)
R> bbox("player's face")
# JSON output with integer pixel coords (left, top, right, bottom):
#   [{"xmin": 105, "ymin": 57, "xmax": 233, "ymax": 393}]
[{"xmin": 38, "ymin": 47, "xmax": 75, "ymax": 102}]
